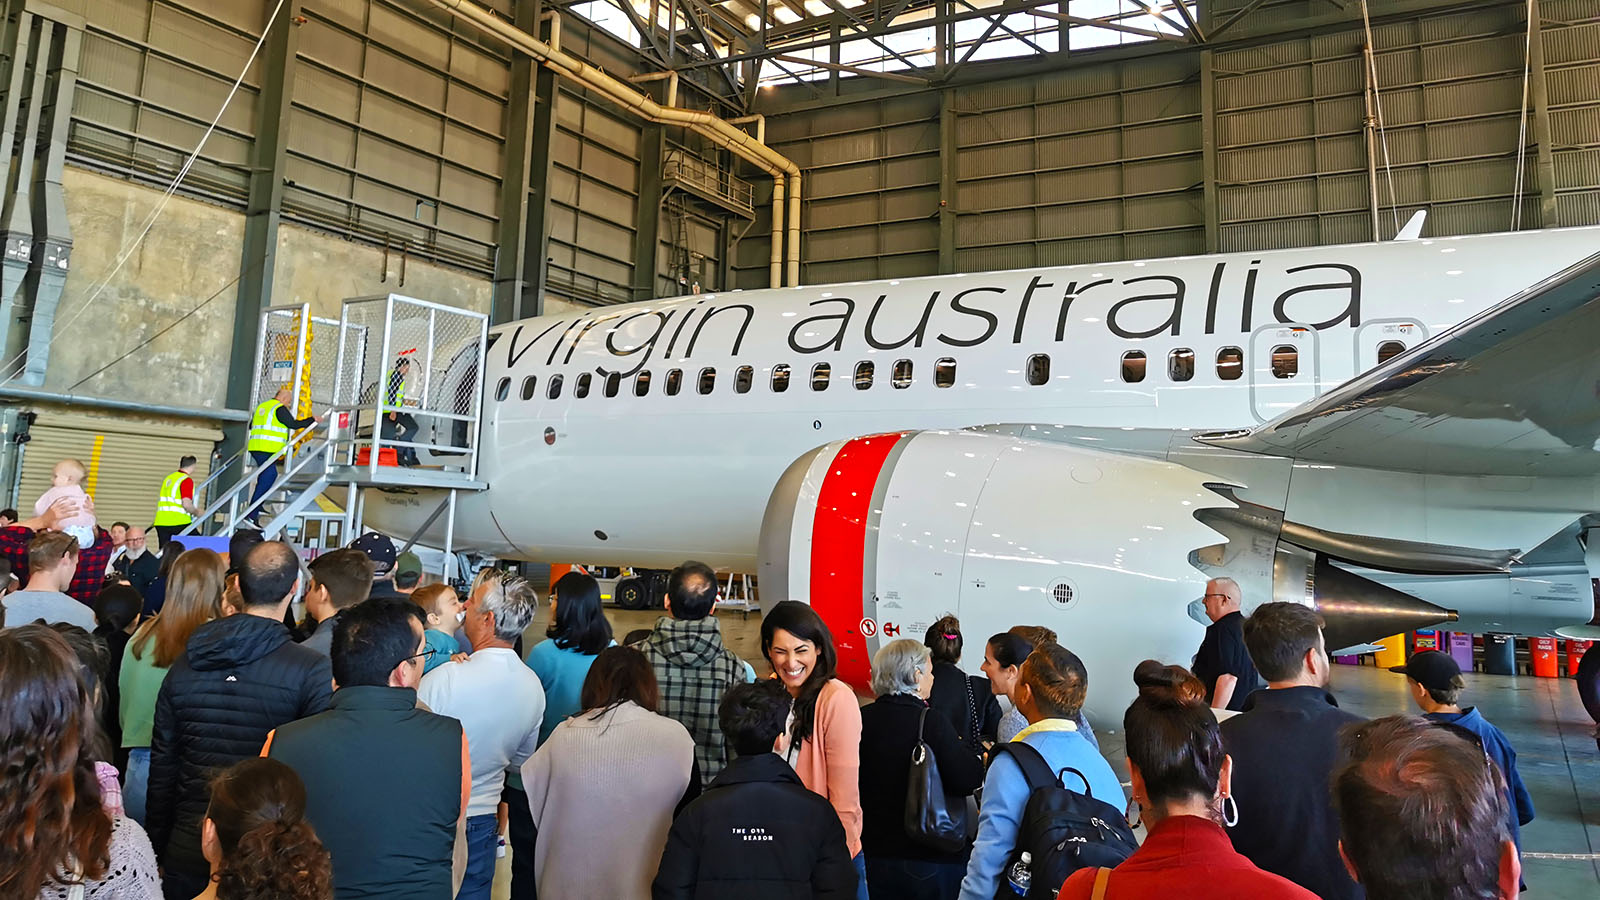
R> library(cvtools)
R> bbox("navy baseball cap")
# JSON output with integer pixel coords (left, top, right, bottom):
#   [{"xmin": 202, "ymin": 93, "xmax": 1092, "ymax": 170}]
[
  {"xmin": 349, "ymin": 531, "xmax": 398, "ymax": 577},
  {"xmin": 1389, "ymin": 649, "xmax": 1463, "ymax": 693}
]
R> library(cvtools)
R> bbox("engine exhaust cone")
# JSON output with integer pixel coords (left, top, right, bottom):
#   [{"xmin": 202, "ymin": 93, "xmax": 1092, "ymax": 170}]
[{"xmin": 1313, "ymin": 557, "xmax": 1458, "ymax": 652}]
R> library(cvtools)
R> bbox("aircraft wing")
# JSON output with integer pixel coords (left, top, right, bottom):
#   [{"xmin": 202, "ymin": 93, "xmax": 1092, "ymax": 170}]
[{"xmin": 1199, "ymin": 248, "xmax": 1600, "ymax": 476}]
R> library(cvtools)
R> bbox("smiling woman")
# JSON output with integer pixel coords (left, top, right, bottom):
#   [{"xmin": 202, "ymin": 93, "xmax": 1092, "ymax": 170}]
[{"xmin": 760, "ymin": 601, "xmax": 867, "ymax": 897}]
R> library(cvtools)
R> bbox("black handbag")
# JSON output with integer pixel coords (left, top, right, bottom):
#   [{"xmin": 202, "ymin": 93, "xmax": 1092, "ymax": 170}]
[{"xmin": 904, "ymin": 706, "xmax": 971, "ymax": 853}]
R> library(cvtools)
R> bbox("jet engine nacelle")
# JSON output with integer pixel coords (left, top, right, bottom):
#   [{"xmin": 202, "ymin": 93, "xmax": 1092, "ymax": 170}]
[{"xmin": 757, "ymin": 429, "xmax": 1234, "ymax": 722}]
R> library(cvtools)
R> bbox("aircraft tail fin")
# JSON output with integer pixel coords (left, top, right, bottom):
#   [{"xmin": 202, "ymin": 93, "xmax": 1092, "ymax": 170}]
[{"xmin": 1392, "ymin": 210, "xmax": 1427, "ymax": 241}]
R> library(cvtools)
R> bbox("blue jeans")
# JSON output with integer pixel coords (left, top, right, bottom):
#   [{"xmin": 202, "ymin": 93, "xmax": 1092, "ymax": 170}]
[
  {"xmin": 865, "ymin": 856, "xmax": 964, "ymax": 900},
  {"xmin": 124, "ymin": 747, "xmax": 150, "ymax": 826},
  {"xmin": 457, "ymin": 813, "xmax": 498, "ymax": 900},
  {"xmin": 248, "ymin": 450, "xmax": 279, "ymax": 513},
  {"xmin": 854, "ymin": 853, "xmax": 870, "ymax": 900}
]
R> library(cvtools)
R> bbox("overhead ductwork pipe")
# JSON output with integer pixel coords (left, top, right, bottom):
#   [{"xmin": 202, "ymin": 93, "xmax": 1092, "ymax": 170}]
[{"xmin": 426, "ymin": 0, "xmax": 802, "ymax": 288}]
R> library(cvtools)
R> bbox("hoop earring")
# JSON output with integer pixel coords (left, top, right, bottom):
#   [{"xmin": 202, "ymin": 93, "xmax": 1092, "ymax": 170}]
[
  {"xmin": 1222, "ymin": 794, "xmax": 1239, "ymax": 828},
  {"xmin": 1124, "ymin": 796, "xmax": 1141, "ymax": 829}
]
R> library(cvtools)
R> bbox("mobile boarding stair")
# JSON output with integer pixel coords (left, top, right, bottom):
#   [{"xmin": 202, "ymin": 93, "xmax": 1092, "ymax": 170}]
[{"xmin": 182, "ymin": 296, "xmax": 489, "ymax": 568}]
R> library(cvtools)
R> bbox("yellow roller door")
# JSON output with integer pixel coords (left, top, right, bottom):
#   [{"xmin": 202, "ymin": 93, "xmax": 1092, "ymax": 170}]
[{"xmin": 18, "ymin": 413, "xmax": 218, "ymax": 531}]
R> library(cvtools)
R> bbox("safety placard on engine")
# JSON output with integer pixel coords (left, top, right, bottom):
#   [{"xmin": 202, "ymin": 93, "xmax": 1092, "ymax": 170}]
[{"xmin": 858, "ymin": 617, "xmax": 878, "ymax": 638}]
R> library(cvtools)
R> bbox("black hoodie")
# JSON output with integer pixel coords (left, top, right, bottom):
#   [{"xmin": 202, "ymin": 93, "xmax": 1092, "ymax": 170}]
[
  {"xmin": 147, "ymin": 612, "xmax": 333, "ymax": 881},
  {"xmin": 653, "ymin": 752, "xmax": 858, "ymax": 900}
]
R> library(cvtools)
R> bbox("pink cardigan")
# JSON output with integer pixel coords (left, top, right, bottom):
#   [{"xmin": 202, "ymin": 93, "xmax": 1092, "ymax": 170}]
[{"xmin": 792, "ymin": 678, "xmax": 864, "ymax": 856}]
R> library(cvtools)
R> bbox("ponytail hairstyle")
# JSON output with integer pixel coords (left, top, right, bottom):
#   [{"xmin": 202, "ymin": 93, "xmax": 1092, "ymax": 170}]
[
  {"xmin": 924, "ymin": 614, "xmax": 963, "ymax": 666},
  {"xmin": 760, "ymin": 601, "xmax": 839, "ymax": 745},
  {"xmin": 1124, "ymin": 660, "xmax": 1226, "ymax": 815},
  {"xmin": 1018, "ymin": 641, "xmax": 1088, "ymax": 720},
  {"xmin": 986, "ymin": 631, "xmax": 1034, "ymax": 671},
  {"xmin": 206, "ymin": 758, "xmax": 332, "ymax": 900}
]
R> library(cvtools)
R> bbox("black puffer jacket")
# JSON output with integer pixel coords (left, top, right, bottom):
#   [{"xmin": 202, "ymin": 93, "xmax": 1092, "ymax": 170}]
[
  {"xmin": 147, "ymin": 612, "xmax": 332, "ymax": 880},
  {"xmin": 653, "ymin": 752, "xmax": 858, "ymax": 900}
]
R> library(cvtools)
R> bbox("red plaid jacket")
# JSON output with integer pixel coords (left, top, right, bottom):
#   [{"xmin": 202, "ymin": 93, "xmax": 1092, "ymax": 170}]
[{"xmin": 0, "ymin": 526, "xmax": 114, "ymax": 607}]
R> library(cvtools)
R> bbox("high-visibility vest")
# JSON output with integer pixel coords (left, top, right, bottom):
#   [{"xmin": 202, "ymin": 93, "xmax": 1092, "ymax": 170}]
[
  {"xmin": 153, "ymin": 471, "xmax": 192, "ymax": 526},
  {"xmin": 248, "ymin": 399, "xmax": 290, "ymax": 453},
  {"xmin": 385, "ymin": 368, "xmax": 407, "ymax": 407}
]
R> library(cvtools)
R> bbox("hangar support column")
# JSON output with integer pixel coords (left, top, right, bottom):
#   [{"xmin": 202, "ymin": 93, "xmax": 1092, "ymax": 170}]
[
  {"xmin": 1198, "ymin": 2, "xmax": 1220, "ymax": 253},
  {"xmin": 494, "ymin": 0, "xmax": 540, "ymax": 324},
  {"xmin": 1525, "ymin": 0, "xmax": 1558, "ymax": 227},
  {"xmin": 494, "ymin": 1, "xmax": 560, "ymax": 322},
  {"xmin": 522, "ymin": 65, "xmax": 557, "ymax": 316},
  {"xmin": 222, "ymin": 1, "xmax": 301, "ymax": 485},
  {"xmin": 938, "ymin": 89, "xmax": 957, "ymax": 275},
  {"xmin": 633, "ymin": 123, "xmax": 665, "ymax": 301}
]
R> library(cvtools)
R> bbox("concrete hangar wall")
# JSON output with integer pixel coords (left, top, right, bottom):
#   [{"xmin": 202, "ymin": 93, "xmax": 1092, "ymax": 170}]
[{"xmin": 735, "ymin": 0, "xmax": 1600, "ymax": 286}]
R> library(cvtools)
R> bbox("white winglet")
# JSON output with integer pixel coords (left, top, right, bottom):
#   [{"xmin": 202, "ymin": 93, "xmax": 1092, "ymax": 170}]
[{"xmin": 1393, "ymin": 210, "xmax": 1427, "ymax": 241}]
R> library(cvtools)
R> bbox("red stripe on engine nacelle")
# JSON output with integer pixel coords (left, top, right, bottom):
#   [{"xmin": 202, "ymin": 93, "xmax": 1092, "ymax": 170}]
[{"xmin": 809, "ymin": 433, "xmax": 907, "ymax": 693}]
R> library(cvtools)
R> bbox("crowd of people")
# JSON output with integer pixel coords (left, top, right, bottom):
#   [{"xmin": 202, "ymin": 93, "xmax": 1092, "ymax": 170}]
[{"xmin": 0, "ymin": 498, "xmax": 1539, "ymax": 900}]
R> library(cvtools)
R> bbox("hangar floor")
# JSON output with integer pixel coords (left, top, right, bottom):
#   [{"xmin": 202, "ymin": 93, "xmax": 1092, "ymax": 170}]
[{"xmin": 496, "ymin": 609, "xmax": 1600, "ymax": 898}]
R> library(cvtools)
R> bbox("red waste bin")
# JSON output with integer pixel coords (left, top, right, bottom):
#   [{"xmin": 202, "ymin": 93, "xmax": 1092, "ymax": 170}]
[
  {"xmin": 1414, "ymin": 630, "xmax": 1440, "ymax": 652},
  {"xmin": 1530, "ymin": 637, "xmax": 1559, "ymax": 678},
  {"xmin": 1569, "ymin": 640, "xmax": 1595, "ymax": 678}
]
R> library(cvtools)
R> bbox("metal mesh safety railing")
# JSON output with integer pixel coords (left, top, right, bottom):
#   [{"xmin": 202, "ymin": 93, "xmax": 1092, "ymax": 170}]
[{"xmin": 330, "ymin": 294, "xmax": 488, "ymax": 478}]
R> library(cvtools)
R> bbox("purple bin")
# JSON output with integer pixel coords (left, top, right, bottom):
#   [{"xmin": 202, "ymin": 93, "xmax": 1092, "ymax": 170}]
[
  {"xmin": 1447, "ymin": 632, "xmax": 1474, "ymax": 671},
  {"xmin": 1334, "ymin": 654, "xmax": 1360, "ymax": 665}
]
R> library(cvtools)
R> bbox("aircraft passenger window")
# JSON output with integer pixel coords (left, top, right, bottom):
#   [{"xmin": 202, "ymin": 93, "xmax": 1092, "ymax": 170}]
[
  {"xmin": 1168, "ymin": 349, "xmax": 1195, "ymax": 382},
  {"xmin": 575, "ymin": 373, "xmax": 591, "ymax": 398},
  {"xmin": 519, "ymin": 376, "xmax": 537, "ymax": 401},
  {"xmin": 665, "ymin": 369, "xmax": 682, "ymax": 396},
  {"xmin": 635, "ymin": 370, "xmax": 652, "ymax": 397},
  {"xmin": 494, "ymin": 377, "xmax": 510, "ymax": 401},
  {"xmin": 604, "ymin": 372, "xmax": 622, "ymax": 397},
  {"xmin": 892, "ymin": 359, "xmax": 912, "ymax": 389},
  {"xmin": 934, "ymin": 358, "xmax": 956, "ymax": 388},
  {"xmin": 735, "ymin": 366, "xmax": 754, "ymax": 394},
  {"xmin": 1121, "ymin": 351, "xmax": 1146, "ymax": 383},
  {"xmin": 771, "ymin": 364, "xmax": 791, "ymax": 392},
  {"xmin": 547, "ymin": 374, "xmax": 563, "ymax": 400},
  {"xmin": 1216, "ymin": 347, "xmax": 1243, "ymax": 381},
  {"xmin": 854, "ymin": 361, "xmax": 873, "ymax": 390},
  {"xmin": 1271, "ymin": 345, "xmax": 1299, "ymax": 379},
  {"xmin": 1026, "ymin": 354, "xmax": 1049, "ymax": 386},
  {"xmin": 811, "ymin": 363, "xmax": 831, "ymax": 391},
  {"xmin": 698, "ymin": 368, "xmax": 716, "ymax": 394},
  {"xmin": 1376, "ymin": 340, "xmax": 1405, "ymax": 364}
]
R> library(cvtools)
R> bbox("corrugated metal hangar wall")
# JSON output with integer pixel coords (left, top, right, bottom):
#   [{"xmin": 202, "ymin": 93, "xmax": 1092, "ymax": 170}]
[
  {"xmin": 736, "ymin": 0, "xmax": 1600, "ymax": 287},
  {"xmin": 66, "ymin": 0, "xmax": 709, "ymax": 313}
]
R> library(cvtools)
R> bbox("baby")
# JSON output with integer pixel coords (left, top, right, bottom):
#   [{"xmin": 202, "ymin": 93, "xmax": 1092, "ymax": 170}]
[
  {"xmin": 411, "ymin": 582, "xmax": 465, "ymax": 675},
  {"xmin": 35, "ymin": 459, "xmax": 98, "ymax": 548}
]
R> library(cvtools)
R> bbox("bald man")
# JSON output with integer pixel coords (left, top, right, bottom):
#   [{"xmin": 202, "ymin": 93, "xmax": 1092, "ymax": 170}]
[{"xmin": 1191, "ymin": 576, "xmax": 1262, "ymax": 712}]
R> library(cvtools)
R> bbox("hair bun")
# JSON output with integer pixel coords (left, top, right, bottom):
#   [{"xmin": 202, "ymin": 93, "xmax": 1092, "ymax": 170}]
[{"xmin": 1132, "ymin": 659, "xmax": 1206, "ymax": 706}]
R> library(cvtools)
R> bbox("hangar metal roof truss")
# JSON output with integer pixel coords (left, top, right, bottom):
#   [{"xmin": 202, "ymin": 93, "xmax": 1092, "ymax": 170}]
[{"xmin": 555, "ymin": 0, "xmax": 1253, "ymax": 108}]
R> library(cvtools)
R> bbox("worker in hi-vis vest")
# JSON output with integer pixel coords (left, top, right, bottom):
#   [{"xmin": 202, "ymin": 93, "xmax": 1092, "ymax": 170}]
[
  {"xmin": 384, "ymin": 355, "xmax": 420, "ymax": 467},
  {"xmin": 246, "ymin": 384, "xmax": 322, "ymax": 524},
  {"xmin": 152, "ymin": 455, "xmax": 200, "ymax": 546}
]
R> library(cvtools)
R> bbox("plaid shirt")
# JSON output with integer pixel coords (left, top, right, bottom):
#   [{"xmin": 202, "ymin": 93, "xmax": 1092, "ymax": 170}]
[
  {"xmin": 633, "ymin": 616, "xmax": 746, "ymax": 787},
  {"xmin": 0, "ymin": 525, "xmax": 114, "ymax": 607}
]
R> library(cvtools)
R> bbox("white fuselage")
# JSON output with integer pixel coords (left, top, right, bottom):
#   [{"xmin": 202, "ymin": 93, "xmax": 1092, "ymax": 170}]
[{"xmin": 367, "ymin": 227, "xmax": 1600, "ymax": 570}]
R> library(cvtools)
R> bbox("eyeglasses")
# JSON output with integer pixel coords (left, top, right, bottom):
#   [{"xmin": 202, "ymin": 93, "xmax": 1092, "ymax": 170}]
[{"xmin": 402, "ymin": 648, "xmax": 436, "ymax": 666}]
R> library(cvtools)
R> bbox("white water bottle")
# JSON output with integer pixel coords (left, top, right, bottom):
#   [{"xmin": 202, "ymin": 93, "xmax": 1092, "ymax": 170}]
[{"xmin": 1007, "ymin": 851, "xmax": 1033, "ymax": 896}]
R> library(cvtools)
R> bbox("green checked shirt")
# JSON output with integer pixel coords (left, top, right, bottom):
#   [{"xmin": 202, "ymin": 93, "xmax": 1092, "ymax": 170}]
[{"xmin": 633, "ymin": 616, "xmax": 748, "ymax": 787}]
